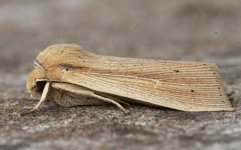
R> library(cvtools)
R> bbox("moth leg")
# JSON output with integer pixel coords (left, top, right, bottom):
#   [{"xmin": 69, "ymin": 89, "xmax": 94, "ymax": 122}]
[
  {"xmin": 51, "ymin": 82, "xmax": 129, "ymax": 113},
  {"xmin": 21, "ymin": 82, "xmax": 50, "ymax": 116},
  {"xmin": 97, "ymin": 93, "xmax": 130, "ymax": 106},
  {"xmin": 92, "ymin": 93, "xmax": 129, "ymax": 113}
]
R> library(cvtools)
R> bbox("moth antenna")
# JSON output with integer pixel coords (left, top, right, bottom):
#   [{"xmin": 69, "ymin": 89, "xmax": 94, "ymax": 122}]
[
  {"xmin": 34, "ymin": 60, "xmax": 44, "ymax": 72},
  {"xmin": 92, "ymin": 93, "xmax": 129, "ymax": 113},
  {"xmin": 21, "ymin": 82, "xmax": 50, "ymax": 116}
]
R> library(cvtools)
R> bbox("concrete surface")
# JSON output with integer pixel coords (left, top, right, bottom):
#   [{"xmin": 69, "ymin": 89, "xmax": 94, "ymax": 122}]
[{"xmin": 0, "ymin": 0, "xmax": 241, "ymax": 150}]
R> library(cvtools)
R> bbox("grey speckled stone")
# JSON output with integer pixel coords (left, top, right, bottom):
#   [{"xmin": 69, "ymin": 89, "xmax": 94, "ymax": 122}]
[{"xmin": 0, "ymin": 0, "xmax": 241, "ymax": 150}]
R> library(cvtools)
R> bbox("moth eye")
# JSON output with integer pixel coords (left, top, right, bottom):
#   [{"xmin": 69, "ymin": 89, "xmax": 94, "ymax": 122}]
[{"xmin": 36, "ymin": 81, "xmax": 47, "ymax": 92}]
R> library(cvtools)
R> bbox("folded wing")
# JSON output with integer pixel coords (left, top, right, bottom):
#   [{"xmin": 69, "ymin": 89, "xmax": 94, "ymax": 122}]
[{"xmin": 60, "ymin": 56, "xmax": 233, "ymax": 111}]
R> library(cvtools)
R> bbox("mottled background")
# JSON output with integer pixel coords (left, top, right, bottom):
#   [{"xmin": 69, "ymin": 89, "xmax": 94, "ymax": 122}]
[{"xmin": 0, "ymin": 0, "xmax": 241, "ymax": 150}]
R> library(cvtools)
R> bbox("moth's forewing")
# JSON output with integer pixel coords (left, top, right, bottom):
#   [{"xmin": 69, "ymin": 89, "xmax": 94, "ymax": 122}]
[{"xmin": 60, "ymin": 55, "xmax": 233, "ymax": 112}]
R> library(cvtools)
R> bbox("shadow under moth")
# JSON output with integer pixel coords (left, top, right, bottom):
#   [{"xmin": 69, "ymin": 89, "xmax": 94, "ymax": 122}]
[{"xmin": 23, "ymin": 44, "xmax": 234, "ymax": 115}]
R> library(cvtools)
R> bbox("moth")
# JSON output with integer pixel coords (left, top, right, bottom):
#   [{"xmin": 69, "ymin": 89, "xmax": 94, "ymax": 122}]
[{"xmin": 24, "ymin": 44, "xmax": 234, "ymax": 115}]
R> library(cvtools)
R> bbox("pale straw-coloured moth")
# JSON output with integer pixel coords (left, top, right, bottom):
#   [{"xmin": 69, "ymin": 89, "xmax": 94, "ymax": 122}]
[{"xmin": 23, "ymin": 44, "xmax": 234, "ymax": 115}]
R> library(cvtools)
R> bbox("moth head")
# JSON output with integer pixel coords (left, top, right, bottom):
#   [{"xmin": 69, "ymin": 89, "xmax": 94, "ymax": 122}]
[{"xmin": 27, "ymin": 69, "xmax": 47, "ymax": 99}]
